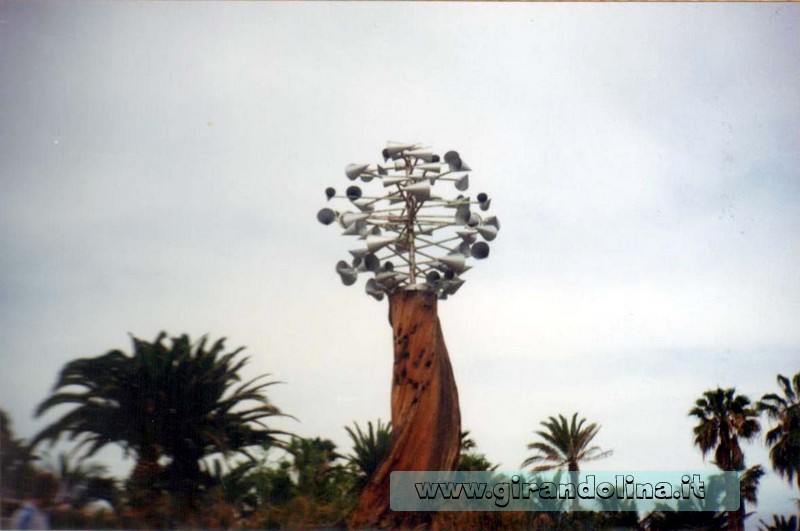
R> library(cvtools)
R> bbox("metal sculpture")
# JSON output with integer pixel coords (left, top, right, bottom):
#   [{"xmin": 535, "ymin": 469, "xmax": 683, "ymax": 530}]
[
  {"xmin": 317, "ymin": 142, "xmax": 500, "ymax": 301},
  {"xmin": 316, "ymin": 142, "xmax": 500, "ymax": 528}
]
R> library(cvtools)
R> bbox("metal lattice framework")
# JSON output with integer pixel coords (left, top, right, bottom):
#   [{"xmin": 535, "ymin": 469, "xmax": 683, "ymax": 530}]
[{"xmin": 316, "ymin": 142, "xmax": 500, "ymax": 301}]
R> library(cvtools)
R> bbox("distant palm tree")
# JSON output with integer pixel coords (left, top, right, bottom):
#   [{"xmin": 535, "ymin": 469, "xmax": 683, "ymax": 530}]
[
  {"xmin": 39, "ymin": 451, "xmax": 108, "ymax": 506},
  {"xmin": 759, "ymin": 514, "xmax": 798, "ymax": 531},
  {"xmin": 345, "ymin": 420, "xmax": 392, "ymax": 489},
  {"xmin": 457, "ymin": 430, "xmax": 498, "ymax": 472},
  {"xmin": 689, "ymin": 387, "xmax": 761, "ymax": 531},
  {"xmin": 689, "ymin": 388, "xmax": 760, "ymax": 472},
  {"xmin": 758, "ymin": 372, "xmax": 800, "ymax": 488},
  {"xmin": 32, "ymin": 332, "xmax": 289, "ymax": 510},
  {"xmin": 739, "ymin": 465, "xmax": 765, "ymax": 528},
  {"xmin": 521, "ymin": 413, "xmax": 612, "ymax": 472},
  {"xmin": 288, "ymin": 436, "xmax": 341, "ymax": 497},
  {"xmin": 0, "ymin": 409, "xmax": 37, "ymax": 501}
]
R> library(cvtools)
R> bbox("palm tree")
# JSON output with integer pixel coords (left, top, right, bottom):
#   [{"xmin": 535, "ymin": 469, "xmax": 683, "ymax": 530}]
[
  {"xmin": 344, "ymin": 420, "xmax": 392, "ymax": 489},
  {"xmin": 0, "ymin": 409, "xmax": 37, "ymax": 501},
  {"xmin": 739, "ymin": 465, "xmax": 765, "ymax": 528},
  {"xmin": 32, "ymin": 332, "xmax": 289, "ymax": 510},
  {"xmin": 457, "ymin": 430, "xmax": 498, "ymax": 472},
  {"xmin": 759, "ymin": 514, "xmax": 798, "ymax": 531},
  {"xmin": 39, "ymin": 451, "xmax": 108, "ymax": 506},
  {"xmin": 689, "ymin": 387, "xmax": 761, "ymax": 531},
  {"xmin": 758, "ymin": 372, "xmax": 800, "ymax": 489},
  {"xmin": 288, "ymin": 436, "xmax": 342, "ymax": 498},
  {"xmin": 521, "ymin": 413, "xmax": 612, "ymax": 472}
]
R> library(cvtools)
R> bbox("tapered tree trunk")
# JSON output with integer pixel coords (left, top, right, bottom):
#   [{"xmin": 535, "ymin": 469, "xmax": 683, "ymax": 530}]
[{"xmin": 348, "ymin": 290, "xmax": 461, "ymax": 529}]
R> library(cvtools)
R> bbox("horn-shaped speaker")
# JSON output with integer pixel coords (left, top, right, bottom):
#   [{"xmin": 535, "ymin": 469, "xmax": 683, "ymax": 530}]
[
  {"xmin": 339, "ymin": 211, "xmax": 370, "ymax": 228},
  {"xmin": 438, "ymin": 253, "xmax": 467, "ymax": 272},
  {"xmin": 317, "ymin": 208, "xmax": 336, "ymax": 225},
  {"xmin": 467, "ymin": 212, "xmax": 483, "ymax": 230},
  {"xmin": 382, "ymin": 261, "xmax": 394, "ymax": 271},
  {"xmin": 366, "ymin": 234, "xmax": 397, "ymax": 252},
  {"xmin": 416, "ymin": 162, "xmax": 442, "ymax": 173},
  {"xmin": 325, "ymin": 187, "xmax": 336, "ymax": 200},
  {"xmin": 455, "ymin": 174, "xmax": 469, "ymax": 191},
  {"xmin": 426, "ymin": 271, "xmax": 441, "ymax": 286},
  {"xmin": 406, "ymin": 149, "xmax": 437, "ymax": 162},
  {"xmin": 393, "ymin": 160, "xmax": 407, "ymax": 170},
  {"xmin": 477, "ymin": 192, "xmax": 491, "ymax": 211},
  {"xmin": 475, "ymin": 224, "xmax": 498, "ymax": 241},
  {"xmin": 467, "ymin": 212, "xmax": 482, "ymax": 228},
  {"xmin": 345, "ymin": 163, "xmax": 370, "ymax": 180},
  {"xmin": 374, "ymin": 270, "xmax": 397, "ymax": 283},
  {"xmin": 383, "ymin": 142, "xmax": 417, "ymax": 159},
  {"xmin": 402, "ymin": 182, "xmax": 431, "ymax": 201},
  {"xmin": 360, "ymin": 174, "xmax": 374, "ymax": 183},
  {"xmin": 442, "ymin": 277, "xmax": 466, "ymax": 295},
  {"xmin": 455, "ymin": 204, "xmax": 471, "ymax": 225},
  {"xmin": 346, "ymin": 185, "xmax": 362, "ymax": 200},
  {"xmin": 352, "ymin": 198, "xmax": 374, "ymax": 212},
  {"xmin": 458, "ymin": 241, "xmax": 471, "ymax": 255},
  {"xmin": 444, "ymin": 151, "xmax": 460, "ymax": 164},
  {"xmin": 349, "ymin": 248, "xmax": 369, "ymax": 259},
  {"xmin": 470, "ymin": 241, "xmax": 490, "ymax": 259},
  {"xmin": 382, "ymin": 176, "xmax": 406, "ymax": 187},
  {"xmin": 364, "ymin": 253, "xmax": 380, "ymax": 273},
  {"xmin": 484, "ymin": 215, "xmax": 500, "ymax": 230},
  {"xmin": 336, "ymin": 260, "xmax": 358, "ymax": 286},
  {"xmin": 342, "ymin": 219, "xmax": 367, "ymax": 236},
  {"xmin": 365, "ymin": 278, "xmax": 385, "ymax": 301},
  {"xmin": 456, "ymin": 229, "xmax": 477, "ymax": 244}
]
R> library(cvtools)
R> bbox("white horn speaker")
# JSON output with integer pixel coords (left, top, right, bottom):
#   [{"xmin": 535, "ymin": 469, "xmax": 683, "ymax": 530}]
[
  {"xmin": 336, "ymin": 260, "xmax": 358, "ymax": 286},
  {"xmin": 416, "ymin": 162, "xmax": 442, "ymax": 173},
  {"xmin": 364, "ymin": 253, "xmax": 380, "ymax": 273},
  {"xmin": 317, "ymin": 208, "xmax": 336, "ymax": 225},
  {"xmin": 470, "ymin": 241, "xmax": 490, "ymax": 259},
  {"xmin": 339, "ymin": 211, "xmax": 370, "ymax": 228},
  {"xmin": 365, "ymin": 278, "xmax": 385, "ymax": 301},
  {"xmin": 352, "ymin": 198, "xmax": 374, "ymax": 212},
  {"xmin": 345, "ymin": 163, "xmax": 370, "ymax": 180},
  {"xmin": 455, "ymin": 204, "xmax": 471, "ymax": 225},
  {"xmin": 402, "ymin": 182, "xmax": 431, "ymax": 201},
  {"xmin": 346, "ymin": 185, "xmax": 362, "ymax": 200},
  {"xmin": 475, "ymin": 224, "xmax": 498, "ymax": 241},
  {"xmin": 438, "ymin": 254, "xmax": 467, "ymax": 272},
  {"xmin": 341, "ymin": 220, "xmax": 367, "ymax": 236},
  {"xmin": 366, "ymin": 234, "xmax": 398, "ymax": 252},
  {"xmin": 382, "ymin": 176, "xmax": 406, "ymax": 187},
  {"xmin": 383, "ymin": 142, "xmax": 417, "ymax": 159}
]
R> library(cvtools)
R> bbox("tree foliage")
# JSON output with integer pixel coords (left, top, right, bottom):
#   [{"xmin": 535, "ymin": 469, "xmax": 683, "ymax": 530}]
[{"xmin": 521, "ymin": 413, "xmax": 612, "ymax": 472}]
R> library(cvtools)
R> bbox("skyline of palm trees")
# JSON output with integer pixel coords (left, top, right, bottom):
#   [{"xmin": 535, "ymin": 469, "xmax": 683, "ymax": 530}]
[{"xmin": 6, "ymin": 332, "xmax": 796, "ymax": 529}]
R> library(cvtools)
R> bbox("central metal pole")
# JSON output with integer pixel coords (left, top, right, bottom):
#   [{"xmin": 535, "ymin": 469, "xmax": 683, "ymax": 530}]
[{"xmin": 405, "ymin": 156, "xmax": 417, "ymax": 285}]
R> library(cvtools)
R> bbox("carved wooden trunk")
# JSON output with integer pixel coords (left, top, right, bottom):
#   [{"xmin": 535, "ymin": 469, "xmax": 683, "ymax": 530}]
[{"xmin": 349, "ymin": 290, "xmax": 461, "ymax": 529}]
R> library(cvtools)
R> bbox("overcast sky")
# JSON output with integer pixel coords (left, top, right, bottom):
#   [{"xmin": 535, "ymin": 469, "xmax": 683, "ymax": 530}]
[{"xmin": 1, "ymin": 1, "xmax": 798, "ymax": 524}]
